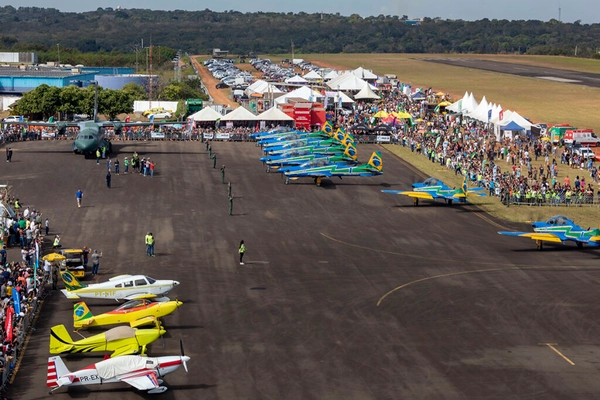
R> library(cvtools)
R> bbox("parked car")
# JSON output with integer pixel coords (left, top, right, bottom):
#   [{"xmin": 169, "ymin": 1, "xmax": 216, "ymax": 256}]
[
  {"xmin": 143, "ymin": 108, "xmax": 172, "ymax": 119},
  {"xmin": 574, "ymin": 147, "xmax": 596, "ymax": 160},
  {"xmin": 216, "ymin": 82, "xmax": 230, "ymax": 89},
  {"xmin": 3, "ymin": 115, "xmax": 24, "ymax": 123}
]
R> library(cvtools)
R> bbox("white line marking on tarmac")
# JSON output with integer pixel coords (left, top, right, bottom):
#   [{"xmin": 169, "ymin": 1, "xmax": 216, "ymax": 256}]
[
  {"xmin": 538, "ymin": 343, "xmax": 575, "ymax": 365},
  {"xmin": 537, "ymin": 76, "xmax": 581, "ymax": 83}
]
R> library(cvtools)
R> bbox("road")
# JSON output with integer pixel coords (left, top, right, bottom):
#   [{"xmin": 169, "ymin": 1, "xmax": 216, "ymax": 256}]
[
  {"xmin": 5, "ymin": 139, "xmax": 600, "ymax": 399},
  {"xmin": 417, "ymin": 57, "xmax": 600, "ymax": 89}
]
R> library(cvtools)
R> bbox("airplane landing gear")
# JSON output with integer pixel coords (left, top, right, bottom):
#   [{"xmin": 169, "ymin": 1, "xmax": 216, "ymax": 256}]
[
  {"xmin": 536, "ymin": 240, "xmax": 543, "ymax": 250},
  {"xmin": 315, "ymin": 177, "xmax": 322, "ymax": 187},
  {"xmin": 577, "ymin": 242, "xmax": 583, "ymax": 249},
  {"xmin": 148, "ymin": 387, "xmax": 168, "ymax": 394},
  {"xmin": 413, "ymin": 198, "xmax": 419, "ymax": 206},
  {"xmin": 285, "ymin": 178, "xmax": 290, "ymax": 185}
]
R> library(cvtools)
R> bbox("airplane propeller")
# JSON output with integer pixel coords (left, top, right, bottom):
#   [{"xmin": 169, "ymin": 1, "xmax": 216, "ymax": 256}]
[{"xmin": 180, "ymin": 339, "xmax": 188, "ymax": 372}]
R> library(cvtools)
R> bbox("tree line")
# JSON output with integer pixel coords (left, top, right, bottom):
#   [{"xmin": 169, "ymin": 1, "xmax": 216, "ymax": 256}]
[{"xmin": 0, "ymin": 7, "xmax": 598, "ymax": 63}]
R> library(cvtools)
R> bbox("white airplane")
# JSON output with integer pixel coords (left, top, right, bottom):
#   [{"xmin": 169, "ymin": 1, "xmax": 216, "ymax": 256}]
[
  {"xmin": 60, "ymin": 271, "xmax": 180, "ymax": 301},
  {"xmin": 47, "ymin": 347, "xmax": 190, "ymax": 394}
]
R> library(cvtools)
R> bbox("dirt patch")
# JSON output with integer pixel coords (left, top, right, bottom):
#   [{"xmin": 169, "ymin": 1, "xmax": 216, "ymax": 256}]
[{"xmin": 190, "ymin": 56, "xmax": 238, "ymax": 108}]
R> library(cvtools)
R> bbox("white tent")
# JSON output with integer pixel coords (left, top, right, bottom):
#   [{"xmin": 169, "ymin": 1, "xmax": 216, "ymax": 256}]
[
  {"xmin": 327, "ymin": 72, "xmax": 377, "ymax": 91},
  {"xmin": 221, "ymin": 107, "xmax": 257, "ymax": 121},
  {"xmin": 467, "ymin": 96, "xmax": 488, "ymax": 121},
  {"xmin": 190, "ymin": 107, "xmax": 222, "ymax": 122},
  {"xmin": 303, "ymin": 70, "xmax": 322, "ymax": 81},
  {"xmin": 285, "ymin": 75, "xmax": 309, "ymax": 84},
  {"xmin": 275, "ymin": 86, "xmax": 324, "ymax": 105},
  {"xmin": 354, "ymin": 83, "xmax": 380, "ymax": 100},
  {"xmin": 322, "ymin": 70, "xmax": 339, "ymax": 81},
  {"xmin": 352, "ymin": 66, "xmax": 378, "ymax": 80},
  {"xmin": 257, "ymin": 107, "xmax": 294, "ymax": 121},
  {"xmin": 246, "ymin": 80, "xmax": 282, "ymax": 96},
  {"xmin": 504, "ymin": 111, "xmax": 532, "ymax": 131},
  {"xmin": 446, "ymin": 91, "xmax": 469, "ymax": 113},
  {"xmin": 325, "ymin": 91, "xmax": 355, "ymax": 104}
]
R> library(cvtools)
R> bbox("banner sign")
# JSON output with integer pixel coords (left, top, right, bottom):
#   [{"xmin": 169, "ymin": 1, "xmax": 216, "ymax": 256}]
[
  {"xmin": 216, "ymin": 133, "xmax": 230, "ymax": 139},
  {"xmin": 203, "ymin": 133, "xmax": 214, "ymax": 140},
  {"xmin": 12, "ymin": 289, "xmax": 20, "ymax": 315},
  {"xmin": 376, "ymin": 135, "xmax": 391, "ymax": 142},
  {"xmin": 150, "ymin": 132, "xmax": 165, "ymax": 139}
]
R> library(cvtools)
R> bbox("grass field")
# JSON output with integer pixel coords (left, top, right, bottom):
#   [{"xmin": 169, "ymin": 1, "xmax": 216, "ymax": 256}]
[{"xmin": 263, "ymin": 53, "xmax": 600, "ymax": 135}]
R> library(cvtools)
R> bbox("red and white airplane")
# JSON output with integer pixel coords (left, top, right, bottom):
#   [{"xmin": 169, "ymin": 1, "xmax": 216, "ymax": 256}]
[{"xmin": 47, "ymin": 351, "xmax": 190, "ymax": 394}]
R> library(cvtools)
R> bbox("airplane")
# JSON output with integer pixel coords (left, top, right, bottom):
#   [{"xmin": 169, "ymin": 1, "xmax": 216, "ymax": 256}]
[
  {"xmin": 47, "ymin": 341, "xmax": 190, "ymax": 394},
  {"xmin": 262, "ymin": 136, "xmax": 343, "ymax": 153},
  {"xmin": 251, "ymin": 121, "xmax": 333, "ymax": 140},
  {"xmin": 257, "ymin": 122, "xmax": 337, "ymax": 146},
  {"xmin": 60, "ymin": 271, "xmax": 180, "ymax": 301},
  {"xmin": 264, "ymin": 144, "xmax": 358, "ymax": 172},
  {"xmin": 283, "ymin": 151, "xmax": 383, "ymax": 186},
  {"xmin": 498, "ymin": 215, "xmax": 600, "ymax": 250},
  {"xmin": 73, "ymin": 299, "xmax": 183, "ymax": 329},
  {"xmin": 381, "ymin": 177, "xmax": 486, "ymax": 206},
  {"xmin": 263, "ymin": 143, "xmax": 349, "ymax": 158},
  {"xmin": 50, "ymin": 324, "xmax": 165, "ymax": 357}
]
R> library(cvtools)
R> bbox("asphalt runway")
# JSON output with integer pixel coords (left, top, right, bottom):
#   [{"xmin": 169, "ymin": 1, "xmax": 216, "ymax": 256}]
[
  {"xmin": 417, "ymin": 57, "xmax": 600, "ymax": 88},
  {"xmin": 5, "ymin": 139, "xmax": 600, "ymax": 399}
]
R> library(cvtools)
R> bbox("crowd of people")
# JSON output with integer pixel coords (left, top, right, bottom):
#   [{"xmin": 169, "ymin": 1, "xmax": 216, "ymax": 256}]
[
  {"xmin": 0, "ymin": 196, "xmax": 49, "ymax": 390},
  {"xmin": 336, "ymin": 88, "xmax": 600, "ymax": 206}
]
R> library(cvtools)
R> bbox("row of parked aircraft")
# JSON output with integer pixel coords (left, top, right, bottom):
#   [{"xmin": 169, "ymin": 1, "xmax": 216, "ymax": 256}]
[
  {"xmin": 254, "ymin": 122, "xmax": 383, "ymax": 186},
  {"xmin": 47, "ymin": 271, "xmax": 187, "ymax": 394}
]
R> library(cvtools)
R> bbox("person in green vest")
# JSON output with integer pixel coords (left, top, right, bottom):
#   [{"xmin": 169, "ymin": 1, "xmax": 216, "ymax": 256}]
[
  {"xmin": 565, "ymin": 189, "xmax": 572, "ymax": 206},
  {"xmin": 145, "ymin": 232, "xmax": 155, "ymax": 257},
  {"xmin": 124, "ymin": 156, "xmax": 129, "ymax": 174},
  {"xmin": 96, "ymin": 149, "xmax": 101, "ymax": 165}
]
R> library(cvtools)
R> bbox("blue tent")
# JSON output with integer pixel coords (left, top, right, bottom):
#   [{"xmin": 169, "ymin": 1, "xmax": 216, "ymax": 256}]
[{"xmin": 500, "ymin": 120, "xmax": 525, "ymax": 131}]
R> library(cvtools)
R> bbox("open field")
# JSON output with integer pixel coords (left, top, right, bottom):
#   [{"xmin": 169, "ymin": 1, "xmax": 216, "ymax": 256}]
[{"xmin": 286, "ymin": 53, "xmax": 600, "ymax": 134}]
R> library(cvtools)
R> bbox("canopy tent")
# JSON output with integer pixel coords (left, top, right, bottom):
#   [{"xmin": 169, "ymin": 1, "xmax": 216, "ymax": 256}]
[
  {"xmin": 445, "ymin": 92, "xmax": 469, "ymax": 113},
  {"xmin": 275, "ymin": 86, "xmax": 324, "ymax": 105},
  {"xmin": 500, "ymin": 121, "xmax": 525, "ymax": 131},
  {"xmin": 303, "ymin": 70, "xmax": 322, "ymax": 81},
  {"xmin": 190, "ymin": 107, "xmax": 223, "ymax": 122},
  {"xmin": 246, "ymin": 79, "xmax": 282, "ymax": 96},
  {"xmin": 326, "ymin": 72, "xmax": 378, "ymax": 91},
  {"xmin": 325, "ymin": 90, "xmax": 355, "ymax": 104},
  {"xmin": 466, "ymin": 96, "xmax": 488, "ymax": 121},
  {"xmin": 354, "ymin": 83, "xmax": 380, "ymax": 100},
  {"xmin": 505, "ymin": 111, "xmax": 532, "ymax": 131},
  {"xmin": 411, "ymin": 92, "xmax": 427, "ymax": 101},
  {"xmin": 285, "ymin": 75, "xmax": 309, "ymax": 84},
  {"xmin": 256, "ymin": 107, "xmax": 295, "ymax": 121},
  {"xmin": 322, "ymin": 70, "xmax": 339, "ymax": 81},
  {"xmin": 352, "ymin": 66, "xmax": 378, "ymax": 80},
  {"xmin": 221, "ymin": 106, "xmax": 257, "ymax": 121}
]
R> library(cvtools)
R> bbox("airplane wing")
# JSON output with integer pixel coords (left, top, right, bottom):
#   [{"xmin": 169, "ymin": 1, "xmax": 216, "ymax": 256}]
[
  {"xmin": 111, "ymin": 344, "xmax": 141, "ymax": 358},
  {"xmin": 124, "ymin": 293, "xmax": 158, "ymax": 301},
  {"xmin": 61, "ymin": 289, "xmax": 81, "ymax": 300},
  {"xmin": 381, "ymin": 190, "xmax": 435, "ymax": 200},
  {"xmin": 121, "ymin": 371, "xmax": 160, "ymax": 390},
  {"xmin": 498, "ymin": 232, "xmax": 564, "ymax": 243}
]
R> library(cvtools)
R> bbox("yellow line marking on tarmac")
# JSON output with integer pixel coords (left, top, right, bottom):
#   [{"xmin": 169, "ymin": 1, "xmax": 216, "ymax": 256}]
[
  {"xmin": 539, "ymin": 343, "xmax": 575, "ymax": 365},
  {"xmin": 376, "ymin": 267, "xmax": 519, "ymax": 306}
]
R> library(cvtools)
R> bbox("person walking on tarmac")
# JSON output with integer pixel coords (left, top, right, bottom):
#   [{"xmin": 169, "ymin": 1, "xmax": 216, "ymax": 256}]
[
  {"xmin": 145, "ymin": 232, "xmax": 155, "ymax": 257},
  {"xmin": 238, "ymin": 240, "xmax": 245, "ymax": 265},
  {"xmin": 106, "ymin": 171, "xmax": 112, "ymax": 188},
  {"xmin": 96, "ymin": 148, "xmax": 101, "ymax": 165},
  {"xmin": 91, "ymin": 249, "xmax": 102, "ymax": 275}
]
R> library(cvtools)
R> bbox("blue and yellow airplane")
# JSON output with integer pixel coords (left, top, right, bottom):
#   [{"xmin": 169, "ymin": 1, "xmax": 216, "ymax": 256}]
[
  {"xmin": 284, "ymin": 151, "xmax": 383, "ymax": 186},
  {"xmin": 265, "ymin": 144, "xmax": 358, "ymax": 172},
  {"xmin": 381, "ymin": 177, "xmax": 485, "ymax": 206},
  {"xmin": 498, "ymin": 215, "xmax": 600, "ymax": 250}
]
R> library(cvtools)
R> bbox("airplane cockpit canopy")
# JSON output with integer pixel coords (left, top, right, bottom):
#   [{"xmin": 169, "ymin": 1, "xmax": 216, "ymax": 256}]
[
  {"xmin": 547, "ymin": 215, "xmax": 570, "ymax": 225},
  {"xmin": 116, "ymin": 299, "xmax": 151, "ymax": 311},
  {"xmin": 423, "ymin": 178, "xmax": 440, "ymax": 186}
]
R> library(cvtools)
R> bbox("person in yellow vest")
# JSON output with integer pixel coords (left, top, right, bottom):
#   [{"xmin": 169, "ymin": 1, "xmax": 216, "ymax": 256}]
[
  {"xmin": 96, "ymin": 148, "xmax": 101, "ymax": 165},
  {"xmin": 238, "ymin": 240, "xmax": 246, "ymax": 265},
  {"xmin": 53, "ymin": 235, "xmax": 61, "ymax": 249},
  {"xmin": 145, "ymin": 232, "xmax": 155, "ymax": 257}
]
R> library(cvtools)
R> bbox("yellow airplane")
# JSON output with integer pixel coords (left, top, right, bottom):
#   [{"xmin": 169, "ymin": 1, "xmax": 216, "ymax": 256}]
[
  {"xmin": 73, "ymin": 299, "xmax": 183, "ymax": 329},
  {"xmin": 50, "ymin": 324, "xmax": 165, "ymax": 358}
]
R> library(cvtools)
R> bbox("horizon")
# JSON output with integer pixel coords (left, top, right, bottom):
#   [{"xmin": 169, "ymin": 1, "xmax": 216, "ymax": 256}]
[{"xmin": 1, "ymin": 1, "xmax": 599, "ymax": 24}]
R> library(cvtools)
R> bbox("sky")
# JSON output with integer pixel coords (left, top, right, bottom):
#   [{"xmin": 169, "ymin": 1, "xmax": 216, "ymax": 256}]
[{"xmin": 2, "ymin": 0, "xmax": 599, "ymax": 24}]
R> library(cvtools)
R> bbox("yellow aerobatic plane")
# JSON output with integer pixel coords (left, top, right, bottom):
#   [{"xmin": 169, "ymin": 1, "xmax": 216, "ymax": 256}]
[
  {"xmin": 73, "ymin": 299, "xmax": 183, "ymax": 329},
  {"xmin": 50, "ymin": 324, "xmax": 165, "ymax": 358}
]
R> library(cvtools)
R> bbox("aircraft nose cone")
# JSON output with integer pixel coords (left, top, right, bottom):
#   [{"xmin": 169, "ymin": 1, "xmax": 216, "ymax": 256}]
[
  {"xmin": 159, "ymin": 329, "xmax": 167, "ymax": 336},
  {"xmin": 183, "ymin": 356, "xmax": 190, "ymax": 362},
  {"xmin": 173, "ymin": 281, "xmax": 180, "ymax": 286},
  {"xmin": 175, "ymin": 300, "xmax": 183, "ymax": 307}
]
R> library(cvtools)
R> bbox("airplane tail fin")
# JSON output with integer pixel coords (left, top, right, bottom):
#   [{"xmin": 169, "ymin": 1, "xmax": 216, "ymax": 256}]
[
  {"xmin": 49, "ymin": 324, "xmax": 75, "ymax": 354},
  {"xmin": 61, "ymin": 271, "xmax": 87, "ymax": 291},
  {"xmin": 47, "ymin": 356, "xmax": 71, "ymax": 388},
  {"xmin": 367, "ymin": 152, "xmax": 383, "ymax": 172},
  {"xmin": 73, "ymin": 302, "xmax": 94, "ymax": 328},
  {"xmin": 323, "ymin": 121, "xmax": 334, "ymax": 136},
  {"xmin": 344, "ymin": 144, "xmax": 358, "ymax": 160}
]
